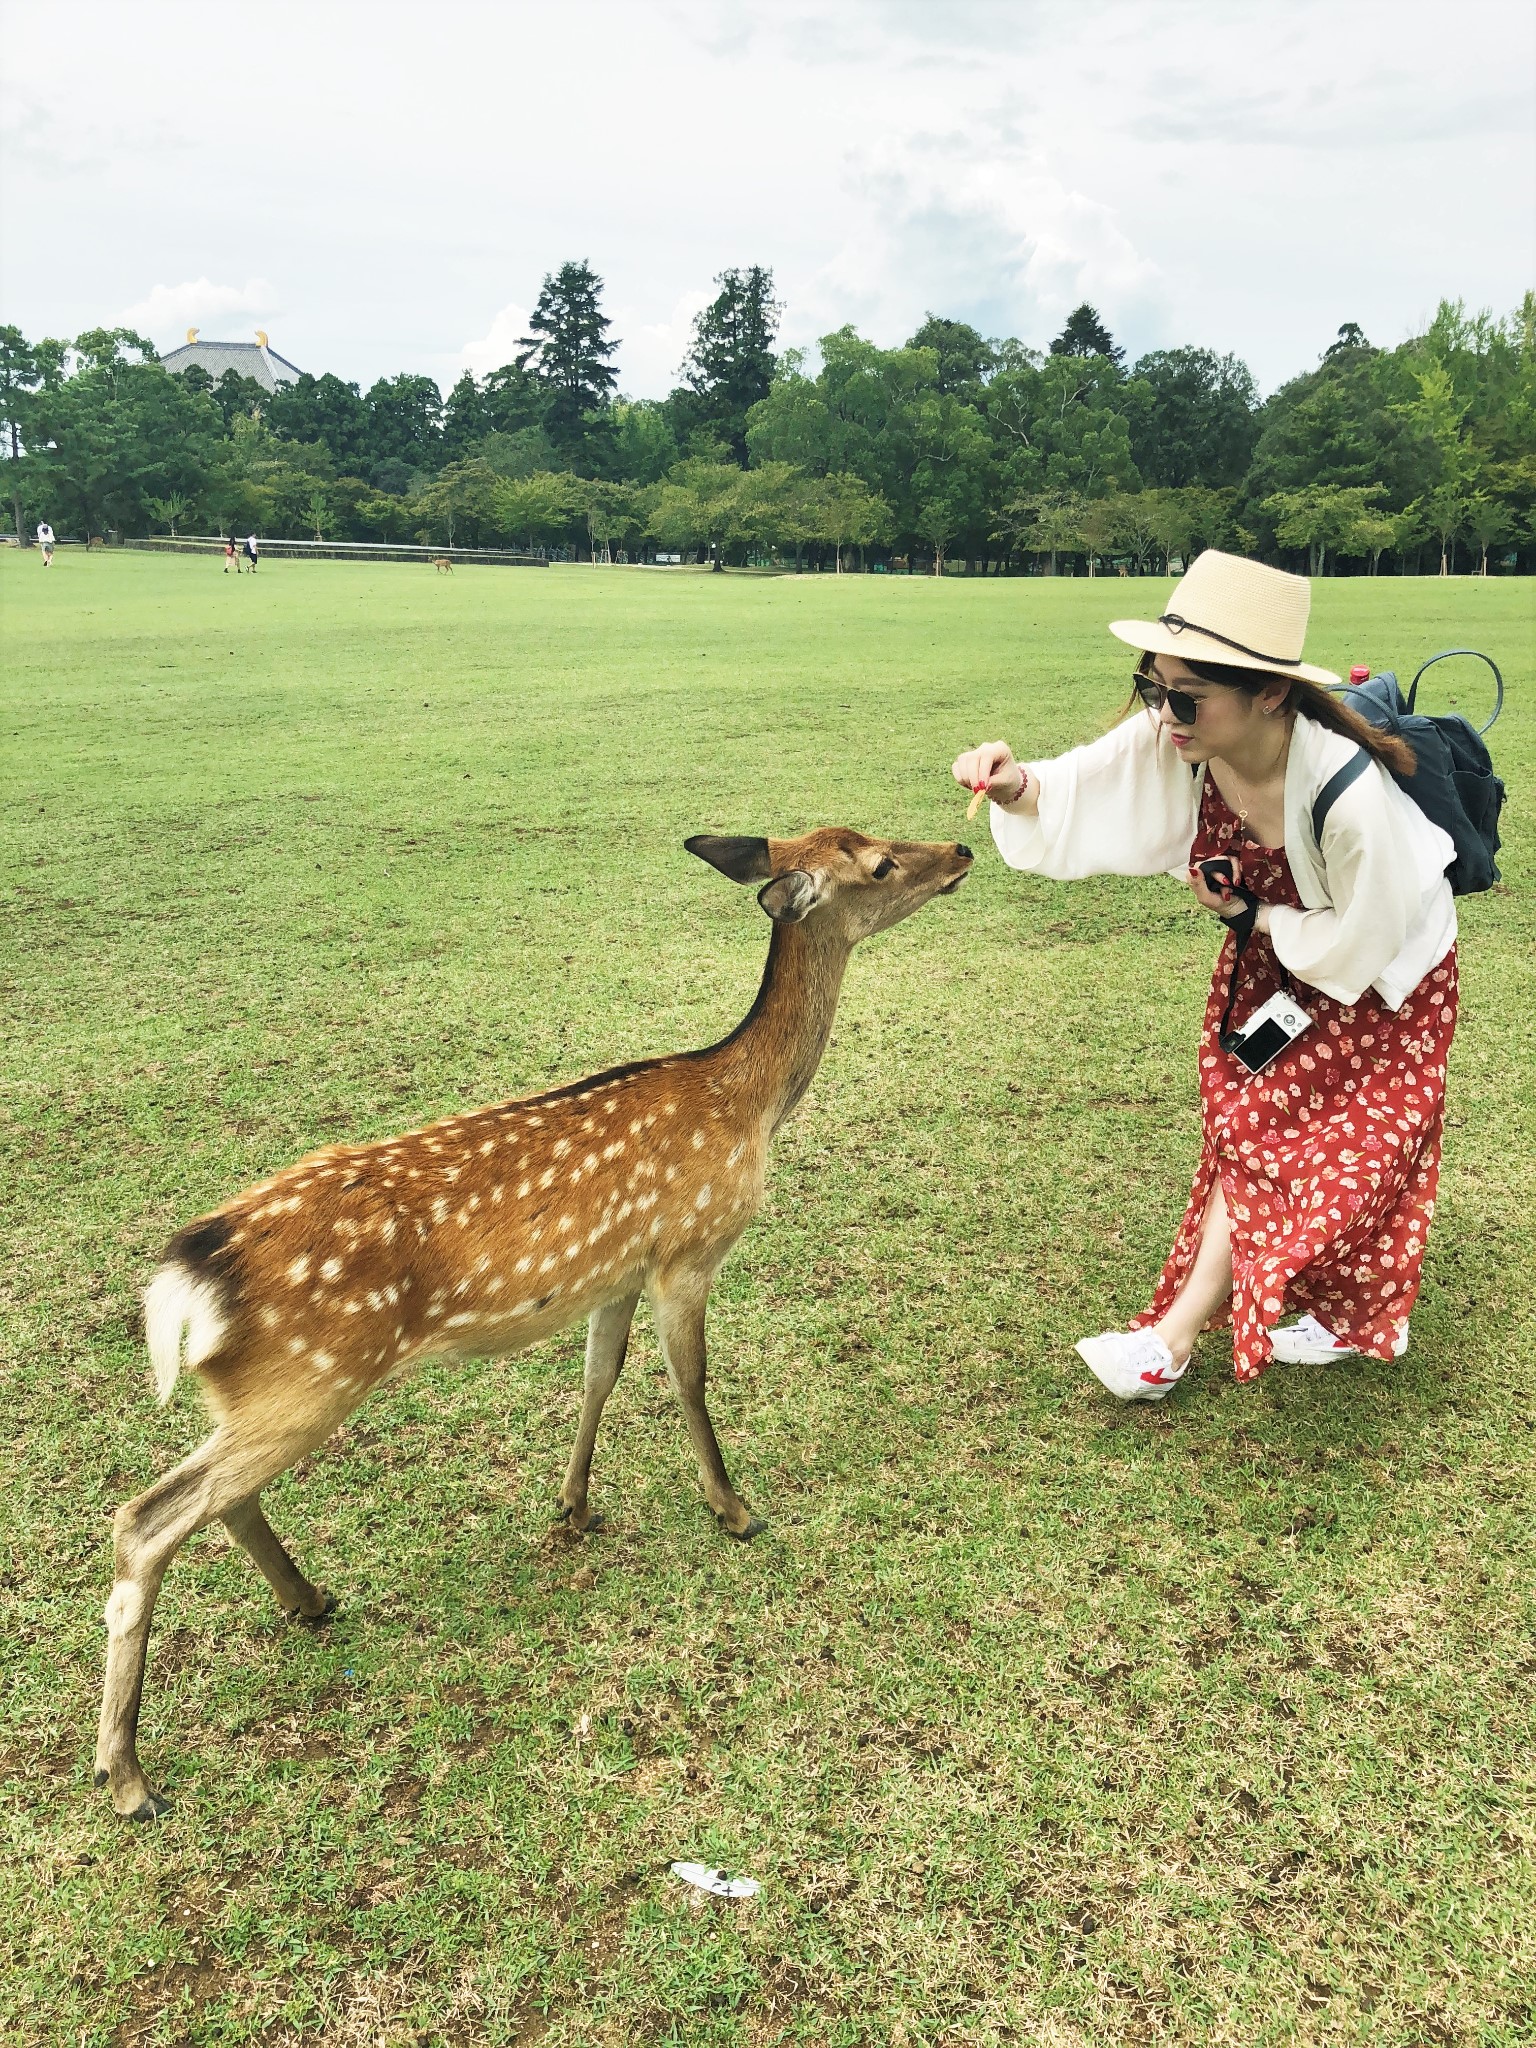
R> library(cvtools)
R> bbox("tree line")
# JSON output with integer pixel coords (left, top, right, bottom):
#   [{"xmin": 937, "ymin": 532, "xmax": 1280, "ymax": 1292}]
[{"xmin": 1, "ymin": 265, "xmax": 1531, "ymax": 573}]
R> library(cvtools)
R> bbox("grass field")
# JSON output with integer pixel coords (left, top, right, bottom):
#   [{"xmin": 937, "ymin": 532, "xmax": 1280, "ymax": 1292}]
[{"xmin": 2, "ymin": 551, "xmax": 1533, "ymax": 2047}]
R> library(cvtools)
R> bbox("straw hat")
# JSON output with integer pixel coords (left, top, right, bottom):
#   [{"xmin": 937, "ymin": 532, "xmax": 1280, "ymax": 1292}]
[{"xmin": 1109, "ymin": 549, "xmax": 1339, "ymax": 686}]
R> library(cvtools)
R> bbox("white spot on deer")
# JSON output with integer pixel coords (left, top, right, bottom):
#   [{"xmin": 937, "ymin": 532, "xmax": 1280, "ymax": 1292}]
[
  {"xmin": 104, "ymin": 1583, "xmax": 144, "ymax": 1635},
  {"xmin": 343, "ymin": 1299, "xmax": 362, "ymax": 1315},
  {"xmin": 514, "ymin": 1256, "xmax": 532, "ymax": 1275},
  {"xmin": 565, "ymin": 1242, "xmax": 581, "ymax": 1260},
  {"xmin": 431, "ymin": 1198, "xmax": 449, "ymax": 1223},
  {"xmin": 446, "ymin": 1312, "xmax": 477, "ymax": 1328},
  {"xmin": 487, "ymin": 1274, "xmax": 504, "ymax": 1294},
  {"xmin": 384, "ymin": 1284, "xmax": 399, "ymax": 1305},
  {"xmin": 695, "ymin": 1184, "xmax": 712, "ymax": 1209},
  {"xmin": 287, "ymin": 1256, "xmax": 311, "ymax": 1285},
  {"xmin": 540, "ymin": 1255, "xmax": 557, "ymax": 1274},
  {"xmin": 664, "ymin": 1166, "xmax": 677, "ymax": 1184},
  {"xmin": 491, "ymin": 1185, "xmax": 504, "ymax": 1205},
  {"xmin": 603, "ymin": 1141, "xmax": 624, "ymax": 1161},
  {"xmin": 583, "ymin": 1152, "xmax": 598, "ymax": 1172},
  {"xmin": 288, "ymin": 1336, "xmax": 305, "ymax": 1354},
  {"xmin": 479, "ymin": 1139, "xmax": 495, "ymax": 1156},
  {"xmin": 415, "ymin": 1221, "xmax": 428, "ymax": 1239},
  {"xmin": 629, "ymin": 1118, "xmax": 643, "ymax": 1136},
  {"xmin": 321, "ymin": 1258, "xmax": 342, "ymax": 1281},
  {"xmin": 425, "ymin": 1302, "xmax": 443, "ymax": 1320},
  {"xmin": 691, "ymin": 1130, "xmax": 705, "ymax": 1150},
  {"xmin": 557, "ymin": 1215, "xmax": 573, "ymax": 1234},
  {"xmin": 313, "ymin": 1349, "xmax": 335, "ymax": 1371},
  {"xmin": 662, "ymin": 1101, "xmax": 677, "ymax": 1117},
  {"xmin": 517, "ymin": 1181, "xmax": 531, "ymax": 1199},
  {"xmin": 443, "ymin": 1166, "xmax": 461, "ymax": 1184},
  {"xmin": 381, "ymin": 1218, "xmax": 397, "ymax": 1243},
  {"xmin": 367, "ymin": 1290, "xmax": 384, "ymax": 1309},
  {"xmin": 259, "ymin": 1304, "xmax": 280, "ymax": 1330},
  {"xmin": 727, "ymin": 1143, "xmax": 744, "ymax": 1167},
  {"xmin": 554, "ymin": 1138, "xmax": 572, "ymax": 1158},
  {"xmin": 539, "ymin": 1168, "xmax": 556, "ymax": 1190}
]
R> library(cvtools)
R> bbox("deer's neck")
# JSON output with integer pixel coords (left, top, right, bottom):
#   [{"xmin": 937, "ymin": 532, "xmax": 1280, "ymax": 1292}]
[{"xmin": 715, "ymin": 922, "xmax": 851, "ymax": 1134}]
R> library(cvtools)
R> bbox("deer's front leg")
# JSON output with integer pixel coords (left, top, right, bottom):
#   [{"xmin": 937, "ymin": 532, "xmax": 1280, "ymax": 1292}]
[
  {"xmin": 648, "ymin": 1265, "xmax": 765, "ymax": 1541},
  {"xmin": 557, "ymin": 1290, "xmax": 640, "ymax": 1532}
]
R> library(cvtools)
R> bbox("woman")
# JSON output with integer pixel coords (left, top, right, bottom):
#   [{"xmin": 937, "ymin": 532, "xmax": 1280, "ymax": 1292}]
[{"xmin": 953, "ymin": 550, "xmax": 1457, "ymax": 1400}]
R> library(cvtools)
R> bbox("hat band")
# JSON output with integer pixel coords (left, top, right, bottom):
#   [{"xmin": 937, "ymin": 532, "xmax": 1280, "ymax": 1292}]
[{"xmin": 1159, "ymin": 613, "xmax": 1301, "ymax": 668}]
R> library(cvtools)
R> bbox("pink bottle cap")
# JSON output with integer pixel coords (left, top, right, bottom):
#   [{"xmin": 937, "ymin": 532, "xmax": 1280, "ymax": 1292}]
[{"xmin": 1348, "ymin": 666, "xmax": 1370, "ymax": 683}]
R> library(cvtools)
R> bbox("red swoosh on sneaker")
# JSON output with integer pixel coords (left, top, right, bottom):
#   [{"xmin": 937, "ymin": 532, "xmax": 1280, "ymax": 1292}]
[{"xmin": 1139, "ymin": 1367, "xmax": 1177, "ymax": 1385}]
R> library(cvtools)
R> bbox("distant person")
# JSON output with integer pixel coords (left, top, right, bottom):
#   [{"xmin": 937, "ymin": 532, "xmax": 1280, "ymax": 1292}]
[
  {"xmin": 244, "ymin": 532, "xmax": 260, "ymax": 573},
  {"xmin": 37, "ymin": 521, "xmax": 55, "ymax": 566},
  {"xmin": 224, "ymin": 536, "xmax": 238, "ymax": 574}
]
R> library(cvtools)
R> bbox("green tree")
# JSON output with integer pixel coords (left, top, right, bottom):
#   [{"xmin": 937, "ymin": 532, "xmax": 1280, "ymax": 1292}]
[
  {"xmin": 607, "ymin": 399, "xmax": 679, "ymax": 486},
  {"xmin": 518, "ymin": 260, "xmax": 618, "ymax": 463},
  {"xmin": 364, "ymin": 374, "xmax": 443, "ymax": 477},
  {"xmin": 29, "ymin": 330, "xmax": 220, "ymax": 535},
  {"xmin": 678, "ymin": 267, "xmax": 781, "ymax": 466},
  {"xmin": 1049, "ymin": 303, "xmax": 1124, "ymax": 367},
  {"xmin": 1264, "ymin": 484, "xmax": 1384, "ymax": 576},
  {"xmin": 1397, "ymin": 360, "xmax": 1473, "ymax": 575},
  {"xmin": 809, "ymin": 470, "xmax": 891, "ymax": 571},
  {"xmin": 906, "ymin": 316, "xmax": 997, "ymax": 394},
  {"xmin": 270, "ymin": 372, "xmax": 370, "ymax": 467},
  {"xmin": 495, "ymin": 469, "xmax": 587, "ymax": 552},
  {"xmin": 144, "ymin": 491, "xmax": 191, "ymax": 536},
  {"xmin": 412, "ymin": 457, "xmax": 507, "ymax": 548},
  {"xmin": 1463, "ymin": 493, "xmax": 1510, "ymax": 576},
  {"xmin": 1127, "ymin": 348, "xmax": 1259, "ymax": 487}
]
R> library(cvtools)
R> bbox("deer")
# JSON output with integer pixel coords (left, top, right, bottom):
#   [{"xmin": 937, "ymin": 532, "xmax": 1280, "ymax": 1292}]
[
  {"xmin": 433, "ymin": 556, "xmax": 454, "ymax": 574},
  {"xmin": 94, "ymin": 826, "xmax": 973, "ymax": 1819}
]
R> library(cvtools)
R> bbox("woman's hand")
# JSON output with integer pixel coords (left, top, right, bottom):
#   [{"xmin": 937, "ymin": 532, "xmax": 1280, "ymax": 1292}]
[
  {"xmin": 952, "ymin": 741, "xmax": 1028, "ymax": 808},
  {"xmin": 1188, "ymin": 858, "xmax": 1256, "ymax": 922}
]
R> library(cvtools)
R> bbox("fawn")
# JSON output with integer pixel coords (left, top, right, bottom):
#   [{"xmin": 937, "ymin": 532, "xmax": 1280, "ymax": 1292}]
[
  {"xmin": 95, "ymin": 826, "xmax": 973, "ymax": 1818},
  {"xmin": 433, "ymin": 556, "xmax": 454, "ymax": 574}
]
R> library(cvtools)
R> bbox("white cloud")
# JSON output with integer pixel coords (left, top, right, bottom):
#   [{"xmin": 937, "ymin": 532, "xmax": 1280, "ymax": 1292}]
[
  {"xmin": 457, "ymin": 302, "xmax": 532, "ymax": 380},
  {"xmin": 118, "ymin": 276, "xmax": 278, "ymax": 342},
  {"xmin": 616, "ymin": 288, "xmax": 713, "ymax": 397}
]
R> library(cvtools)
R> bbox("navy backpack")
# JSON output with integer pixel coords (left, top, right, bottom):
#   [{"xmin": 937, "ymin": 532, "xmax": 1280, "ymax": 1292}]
[{"xmin": 1311, "ymin": 648, "xmax": 1506, "ymax": 895}]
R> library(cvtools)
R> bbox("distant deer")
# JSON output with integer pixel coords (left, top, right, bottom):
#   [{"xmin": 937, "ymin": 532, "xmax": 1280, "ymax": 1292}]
[
  {"xmin": 433, "ymin": 556, "xmax": 454, "ymax": 574},
  {"xmin": 88, "ymin": 535, "xmax": 107, "ymax": 550},
  {"xmin": 95, "ymin": 827, "xmax": 973, "ymax": 1818}
]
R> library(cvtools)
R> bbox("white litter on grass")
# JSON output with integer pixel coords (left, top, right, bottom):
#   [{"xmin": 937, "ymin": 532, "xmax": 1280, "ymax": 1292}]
[{"xmin": 670, "ymin": 1862, "xmax": 760, "ymax": 1899}]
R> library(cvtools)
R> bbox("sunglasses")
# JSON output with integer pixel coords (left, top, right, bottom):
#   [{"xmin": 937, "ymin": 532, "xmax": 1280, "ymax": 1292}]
[{"xmin": 1134, "ymin": 669, "xmax": 1200, "ymax": 725}]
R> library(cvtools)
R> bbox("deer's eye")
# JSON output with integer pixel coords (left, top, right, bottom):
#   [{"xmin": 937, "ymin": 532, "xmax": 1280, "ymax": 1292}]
[{"xmin": 872, "ymin": 857, "xmax": 896, "ymax": 880}]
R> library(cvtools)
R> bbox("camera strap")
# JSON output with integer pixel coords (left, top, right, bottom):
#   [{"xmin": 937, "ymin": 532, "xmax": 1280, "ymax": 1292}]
[{"xmin": 1215, "ymin": 891, "xmax": 1262, "ymax": 1053}]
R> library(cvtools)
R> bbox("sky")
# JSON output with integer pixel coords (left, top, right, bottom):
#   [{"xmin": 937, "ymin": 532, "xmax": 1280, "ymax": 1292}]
[{"xmin": 2, "ymin": 0, "xmax": 1532, "ymax": 400}]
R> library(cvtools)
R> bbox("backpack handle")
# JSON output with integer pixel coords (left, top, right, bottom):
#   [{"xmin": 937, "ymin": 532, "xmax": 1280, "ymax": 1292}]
[{"xmin": 1408, "ymin": 648, "xmax": 1504, "ymax": 734}]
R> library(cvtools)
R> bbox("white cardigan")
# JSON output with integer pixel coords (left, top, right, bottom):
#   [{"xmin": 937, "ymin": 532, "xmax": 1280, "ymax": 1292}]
[{"xmin": 990, "ymin": 709, "xmax": 1457, "ymax": 1010}]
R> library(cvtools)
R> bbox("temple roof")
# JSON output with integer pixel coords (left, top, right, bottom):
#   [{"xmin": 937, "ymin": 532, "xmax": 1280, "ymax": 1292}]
[{"xmin": 160, "ymin": 333, "xmax": 303, "ymax": 391}]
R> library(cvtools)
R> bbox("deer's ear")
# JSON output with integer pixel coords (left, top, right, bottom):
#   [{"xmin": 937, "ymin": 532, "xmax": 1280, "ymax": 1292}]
[
  {"xmin": 757, "ymin": 869, "xmax": 824, "ymax": 924},
  {"xmin": 685, "ymin": 835, "xmax": 773, "ymax": 884}
]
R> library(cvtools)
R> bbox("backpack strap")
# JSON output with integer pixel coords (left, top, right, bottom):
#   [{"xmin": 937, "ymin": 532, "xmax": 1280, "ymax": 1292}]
[{"xmin": 1311, "ymin": 747, "xmax": 1370, "ymax": 846}]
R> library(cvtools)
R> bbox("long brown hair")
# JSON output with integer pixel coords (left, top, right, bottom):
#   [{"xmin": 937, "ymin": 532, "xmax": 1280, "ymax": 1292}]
[{"xmin": 1128, "ymin": 653, "xmax": 1417, "ymax": 777}]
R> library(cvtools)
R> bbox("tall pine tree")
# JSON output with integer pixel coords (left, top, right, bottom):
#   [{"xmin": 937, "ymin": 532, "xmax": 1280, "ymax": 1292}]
[
  {"xmin": 1049, "ymin": 303, "xmax": 1125, "ymax": 367},
  {"xmin": 518, "ymin": 260, "xmax": 618, "ymax": 462},
  {"xmin": 679, "ymin": 266, "xmax": 781, "ymax": 465}
]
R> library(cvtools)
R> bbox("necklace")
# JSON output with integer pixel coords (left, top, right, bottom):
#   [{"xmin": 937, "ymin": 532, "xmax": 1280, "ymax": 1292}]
[{"xmin": 1220, "ymin": 724, "xmax": 1291, "ymax": 831}]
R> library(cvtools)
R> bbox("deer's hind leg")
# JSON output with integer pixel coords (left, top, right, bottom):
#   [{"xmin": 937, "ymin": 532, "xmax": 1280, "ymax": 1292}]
[
  {"xmin": 558, "ymin": 1290, "xmax": 640, "ymax": 1533},
  {"xmin": 223, "ymin": 1494, "xmax": 335, "ymax": 1621},
  {"xmin": 94, "ymin": 1404, "xmax": 337, "ymax": 1820}
]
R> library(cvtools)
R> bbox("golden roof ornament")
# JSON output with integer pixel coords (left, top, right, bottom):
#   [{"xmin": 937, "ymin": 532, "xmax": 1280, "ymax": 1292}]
[
  {"xmin": 255, "ymin": 329, "xmax": 269, "ymax": 347},
  {"xmin": 186, "ymin": 327, "xmax": 199, "ymax": 343}
]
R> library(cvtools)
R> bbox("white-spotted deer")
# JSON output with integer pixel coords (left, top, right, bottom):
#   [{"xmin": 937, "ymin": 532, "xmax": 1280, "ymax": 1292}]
[{"xmin": 96, "ymin": 827, "xmax": 973, "ymax": 1818}]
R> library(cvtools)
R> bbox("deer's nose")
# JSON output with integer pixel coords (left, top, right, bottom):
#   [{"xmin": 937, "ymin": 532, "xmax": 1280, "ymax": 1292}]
[{"xmin": 955, "ymin": 844, "xmax": 974, "ymax": 860}]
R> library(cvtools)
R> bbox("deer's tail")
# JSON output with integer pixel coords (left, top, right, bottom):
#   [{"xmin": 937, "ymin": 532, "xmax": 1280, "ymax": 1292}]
[{"xmin": 143, "ymin": 1258, "xmax": 230, "ymax": 1406}]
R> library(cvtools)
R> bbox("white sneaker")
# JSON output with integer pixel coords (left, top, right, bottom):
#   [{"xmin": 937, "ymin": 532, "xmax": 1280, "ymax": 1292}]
[
  {"xmin": 1267, "ymin": 1313, "xmax": 1357, "ymax": 1364},
  {"xmin": 1074, "ymin": 1330, "xmax": 1188, "ymax": 1401}
]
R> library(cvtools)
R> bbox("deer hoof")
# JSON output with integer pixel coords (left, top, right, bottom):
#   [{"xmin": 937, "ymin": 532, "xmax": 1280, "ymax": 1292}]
[
  {"xmin": 555, "ymin": 1503, "xmax": 604, "ymax": 1534},
  {"xmin": 128, "ymin": 1788, "xmax": 172, "ymax": 1822},
  {"xmin": 292, "ymin": 1590, "xmax": 337, "ymax": 1626},
  {"xmin": 723, "ymin": 1514, "xmax": 768, "ymax": 1543}
]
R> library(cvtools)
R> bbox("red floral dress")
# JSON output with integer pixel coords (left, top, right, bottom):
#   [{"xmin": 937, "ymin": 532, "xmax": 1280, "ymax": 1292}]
[{"xmin": 1132, "ymin": 775, "xmax": 1458, "ymax": 1380}]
